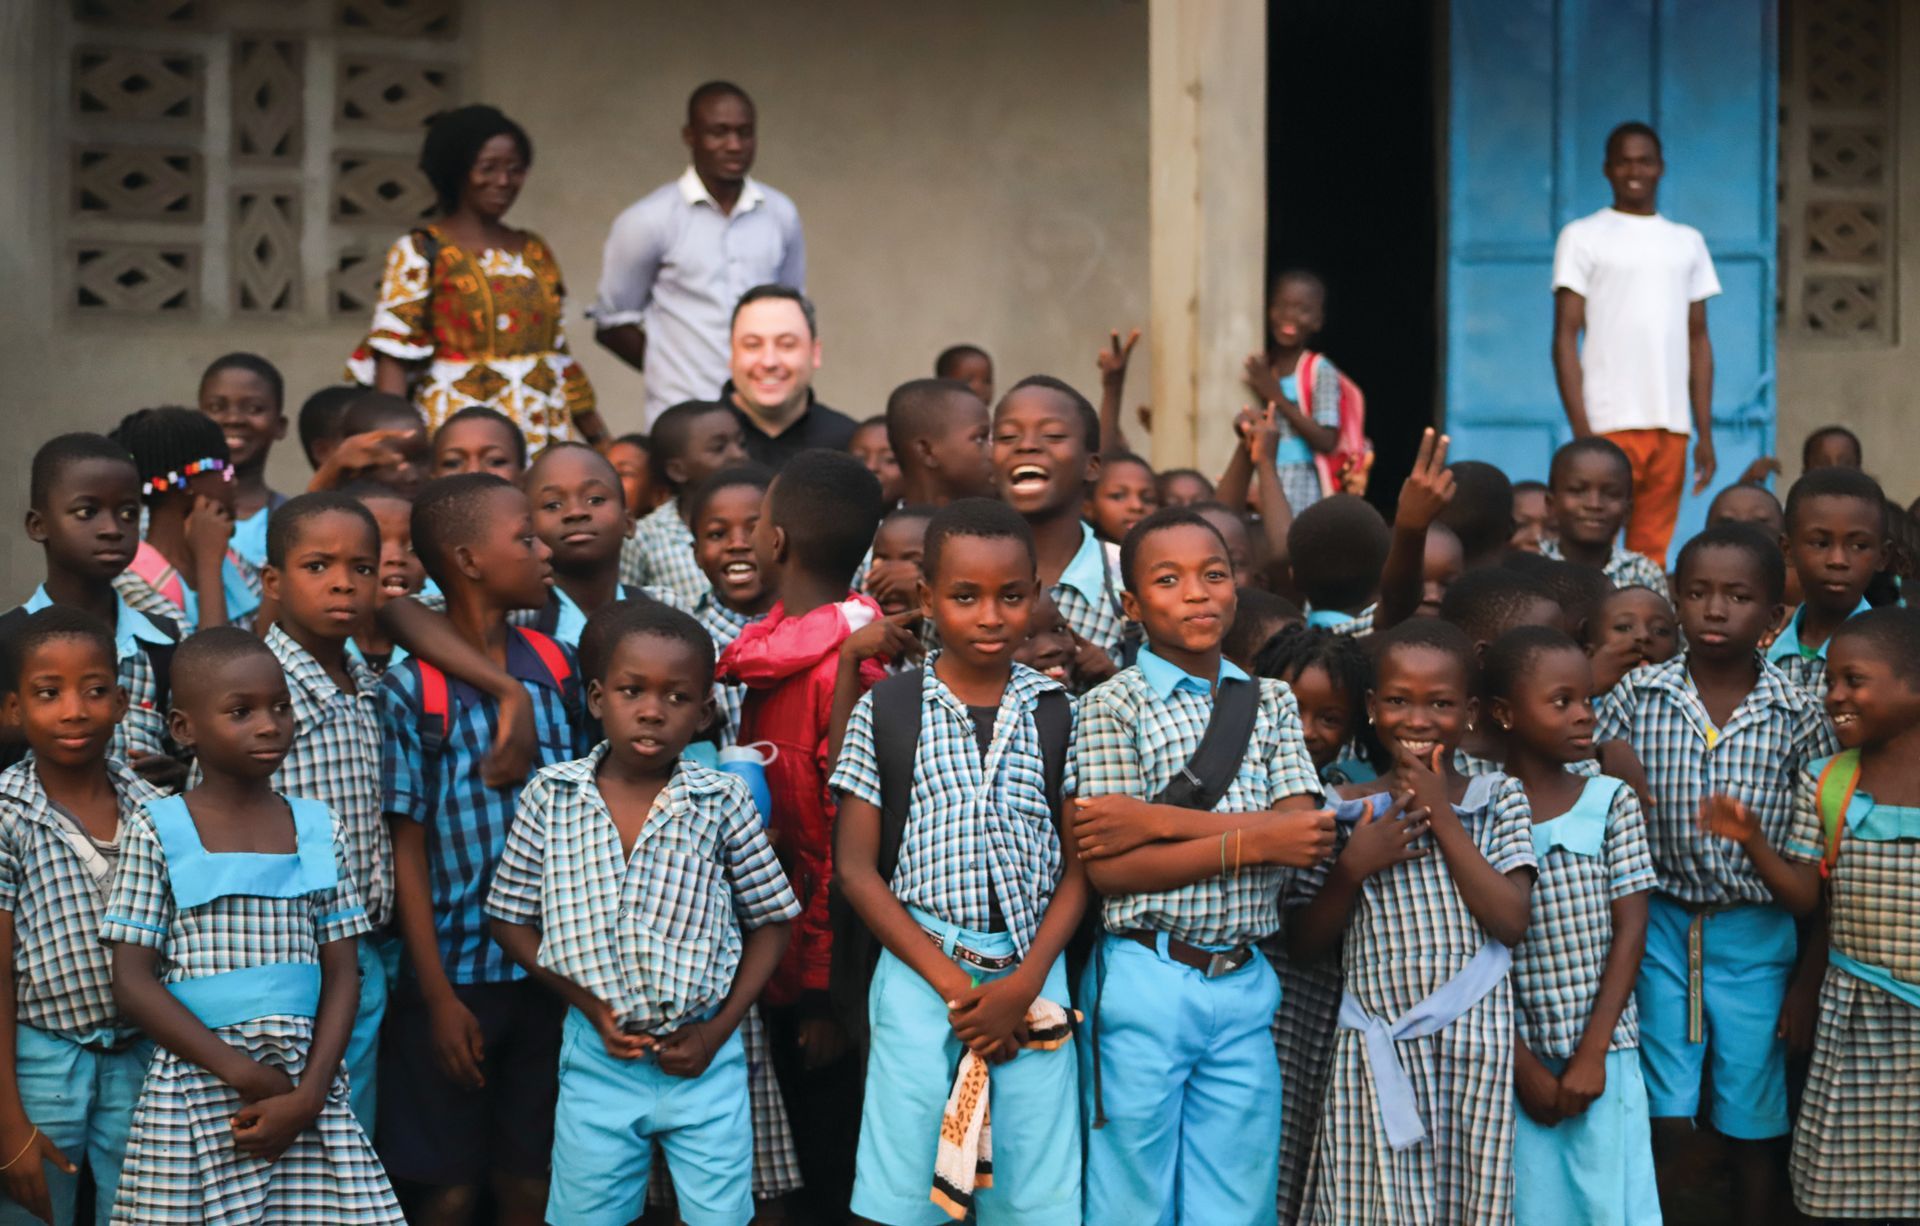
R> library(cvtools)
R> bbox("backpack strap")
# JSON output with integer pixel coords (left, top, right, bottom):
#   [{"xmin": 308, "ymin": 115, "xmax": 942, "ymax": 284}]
[
  {"xmin": 515, "ymin": 626, "xmax": 580, "ymax": 730},
  {"xmin": 1816, "ymin": 749, "xmax": 1862, "ymax": 878},
  {"xmin": 532, "ymin": 592, "xmax": 564, "ymax": 639},
  {"xmin": 870, "ymin": 669, "xmax": 926, "ymax": 882},
  {"xmin": 1033, "ymin": 687, "xmax": 1072, "ymax": 823},
  {"xmin": 415, "ymin": 660, "xmax": 450, "ymax": 754},
  {"xmin": 1150, "ymin": 677, "xmax": 1260, "ymax": 812},
  {"xmin": 137, "ymin": 611, "xmax": 181, "ymax": 717}
]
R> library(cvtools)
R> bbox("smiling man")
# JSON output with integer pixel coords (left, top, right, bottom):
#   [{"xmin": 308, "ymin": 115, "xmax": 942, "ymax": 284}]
[
  {"xmin": 1551, "ymin": 121, "xmax": 1720, "ymax": 568},
  {"xmin": 591, "ymin": 81, "xmax": 806, "ymax": 425},
  {"xmin": 721, "ymin": 285, "xmax": 856, "ymax": 470}
]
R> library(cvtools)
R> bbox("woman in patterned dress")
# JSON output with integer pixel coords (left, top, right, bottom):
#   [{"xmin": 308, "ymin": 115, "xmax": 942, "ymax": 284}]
[{"xmin": 350, "ymin": 105, "xmax": 608, "ymax": 456}]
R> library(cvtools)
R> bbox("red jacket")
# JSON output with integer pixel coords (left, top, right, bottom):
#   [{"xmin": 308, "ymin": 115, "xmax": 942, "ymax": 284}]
[{"xmin": 718, "ymin": 595, "xmax": 887, "ymax": 1007}]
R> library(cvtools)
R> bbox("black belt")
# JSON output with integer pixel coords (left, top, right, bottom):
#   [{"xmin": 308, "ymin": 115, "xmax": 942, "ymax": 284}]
[
  {"xmin": 925, "ymin": 928, "xmax": 1020, "ymax": 973},
  {"xmin": 1121, "ymin": 930, "xmax": 1254, "ymax": 979}
]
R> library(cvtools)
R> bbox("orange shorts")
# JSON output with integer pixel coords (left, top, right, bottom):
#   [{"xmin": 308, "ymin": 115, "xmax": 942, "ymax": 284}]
[{"xmin": 1603, "ymin": 428, "xmax": 1688, "ymax": 566}]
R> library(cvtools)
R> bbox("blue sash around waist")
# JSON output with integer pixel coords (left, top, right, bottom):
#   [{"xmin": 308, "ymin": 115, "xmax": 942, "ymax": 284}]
[{"xmin": 167, "ymin": 963, "xmax": 322, "ymax": 1029}]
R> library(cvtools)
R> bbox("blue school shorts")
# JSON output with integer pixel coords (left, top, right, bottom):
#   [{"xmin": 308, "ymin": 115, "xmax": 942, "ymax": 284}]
[
  {"xmin": 0, "ymin": 1026, "xmax": 151, "ymax": 1226},
  {"xmin": 548, "ymin": 1007, "xmax": 751, "ymax": 1226},
  {"xmin": 1636, "ymin": 895, "xmax": 1794, "ymax": 1139},
  {"xmin": 850, "ymin": 909, "xmax": 1081, "ymax": 1226},
  {"xmin": 1512, "ymin": 1047, "xmax": 1662, "ymax": 1225}
]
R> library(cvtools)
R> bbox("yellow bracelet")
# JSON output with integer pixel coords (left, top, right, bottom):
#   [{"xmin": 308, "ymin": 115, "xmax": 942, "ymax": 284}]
[
  {"xmin": 1219, "ymin": 831, "xmax": 1229, "ymax": 877},
  {"xmin": 0, "ymin": 1127, "xmax": 37, "ymax": 1172}
]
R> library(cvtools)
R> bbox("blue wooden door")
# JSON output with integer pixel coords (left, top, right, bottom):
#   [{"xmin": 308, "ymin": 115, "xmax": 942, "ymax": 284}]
[{"xmin": 1443, "ymin": 0, "xmax": 1778, "ymax": 554}]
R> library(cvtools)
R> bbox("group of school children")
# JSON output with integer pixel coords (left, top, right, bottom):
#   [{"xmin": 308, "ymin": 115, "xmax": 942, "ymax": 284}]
[{"xmin": 0, "ymin": 328, "xmax": 1913, "ymax": 1226}]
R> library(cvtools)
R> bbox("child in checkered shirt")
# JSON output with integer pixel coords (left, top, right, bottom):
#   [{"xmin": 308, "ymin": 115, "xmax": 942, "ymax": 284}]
[
  {"xmin": 1766, "ymin": 467, "xmax": 1889, "ymax": 702},
  {"xmin": 619, "ymin": 400, "xmax": 750, "ymax": 605},
  {"xmin": 1288, "ymin": 618, "xmax": 1537, "ymax": 1224},
  {"xmin": 514, "ymin": 443, "xmax": 677, "ymax": 648},
  {"xmin": 1540, "ymin": 438, "xmax": 1669, "ymax": 590},
  {"xmin": 1700, "ymin": 607, "xmax": 1920, "ymax": 1221},
  {"xmin": 687, "ymin": 466, "xmax": 776, "ymax": 746},
  {"xmin": 830, "ymin": 499, "xmax": 1087, "ymax": 1224},
  {"xmin": 488, "ymin": 600, "xmax": 798, "ymax": 1226},
  {"xmin": 0, "ymin": 609, "xmax": 161, "ymax": 1226},
  {"xmin": 1485, "ymin": 627, "xmax": 1660, "ymax": 1225}
]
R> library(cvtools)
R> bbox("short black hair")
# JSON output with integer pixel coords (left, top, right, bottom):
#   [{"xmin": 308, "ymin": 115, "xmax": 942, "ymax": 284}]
[
  {"xmin": 649, "ymin": 400, "xmax": 735, "ymax": 488},
  {"xmin": 1606, "ymin": 120, "xmax": 1662, "ymax": 158},
  {"xmin": 524, "ymin": 440, "xmax": 618, "ymax": 492},
  {"xmin": 340, "ymin": 391, "xmax": 424, "ymax": 438},
  {"xmin": 4, "ymin": 606, "xmax": 116, "ymax": 697},
  {"xmin": 614, "ymin": 431, "xmax": 650, "ymax": 451},
  {"xmin": 1803, "ymin": 424, "xmax": 1863, "ymax": 466},
  {"xmin": 297, "ymin": 386, "xmax": 360, "ymax": 468},
  {"xmin": 934, "ymin": 344, "xmax": 989, "ymax": 377},
  {"xmin": 1513, "ymin": 478, "xmax": 1548, "ymax": 498},
  {"xmin": 922, "ymin": 497, "xmax": 1034, "ymax": 586},
  {"xmin": 110, "ymin": 407, "xmax": 230, "ymax": 504},
  {"xmin": 1674, "ymin": 520, "xmax": 1787, "ymax": 604},
  {"xmin": 579, "ymin": 596, "xmax": 716, "ymax": 690},
  {"xmin": 1099, "ymin": 450, "xmax": 1154, "ymax": 479},
  {"xmin": 436, "ymin": 405, "xmax": 527, "ymax": 470},
  {"xmin": 1831, "ymin": 606, "xmax": 1920, "ymax": 686},
  {"xmin": 199, "ymin": 352, "xmax": 284, "ymax": 410},
  {"xmin": 171, "ymin": 626, "xmax": 280, "ymax": 709},
  {"xmin": 687, "ymin": 80, "xmax": 752, "ymax": 126},
  {"xmin": 687, "ymin": 464, "xmax": 773, "ymax": 524},
  {"xmin": 1224, "ymin": 586, "xmax": 1301, "ymax": 666},
  {"xmin": 1535, "ymin": 559, "xmax": 1615, "ymax": 636},
  {"xmin": 1785, "ymin": 465, "xmax": 1888, "ymax": 537},
  {"xmin": 1483, "ymin": 624, "xmax": 1587, "ymax": 704},
  {"xmin": 1155, "ymin": 468, "xmax": 1214, "ymax": 500},
  {"xmin": 1374, "ymin": 616, "xmax": 1479, "ymax": 691},
  {"xmin": 885, "ymin": 378, "xmax": 978, "ymax": 457},
  {"xmin": 419, "ymin": 104, "xmax": 532, "ymax": 216},
  {"xmin": 410, "ymin": 473, "xmax": 517, "ymax": 583},
  {"xmin": 1549, "ymin": 436, "xmax": 1633, "ymax": 491},
  {"xmin": 1120, "ymin": 506, "xmax": 1229, "ymax": 596},
  {"xmin": 1002, "ymin": 375, "xmax": 1100, "ymax": 454},
  {"xmin": 1287, "ymin": 494, "xmax": 1390, "ymax": 610},
  {"xmin": 1438, "ymin": 460, "xmax": 1515, "ymax": 563},
  {"xmin": 30, "ymin": 432, "xmax": 135, "ymax": 509},
  {"xmin": 731, "ymin": 284, "xmax": 817, "ymax": 339},
  {"xmin": 266, "ymin": 492, "xmax": 380, "ymax": 570},
  {"xmin": 1438, "ymin": 566, "xmax": 1558, "ymax": 646},
  {"xmin": 1255, "ymin": 621, "xmax": 1385, "ymax": 771},
  {"xmin": 769, "ymin": 450, "xmax": 885, "ymax": 585},
  {"xmin": 1268, "ymin": 268, "xmax": 1326, "ymax": 302},
  {"xmin": 1708, "ymin": 480, "xmax": 1784, "ymax": 528}
]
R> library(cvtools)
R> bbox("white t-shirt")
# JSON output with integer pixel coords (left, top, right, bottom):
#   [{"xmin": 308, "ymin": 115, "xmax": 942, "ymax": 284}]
[{"xmin": 1552, "ymin": 208, "xmax": 1721, "ymax": 436}]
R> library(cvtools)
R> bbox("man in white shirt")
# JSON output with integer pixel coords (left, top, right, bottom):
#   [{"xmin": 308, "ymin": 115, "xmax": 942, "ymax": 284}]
[
  {"xmin": 1551, "ymin": 121, "xmax": 1719, "ymax": 565},
  {"xmin": 591, "ymin": 82, "xmax": 806, "ymax": 424}
]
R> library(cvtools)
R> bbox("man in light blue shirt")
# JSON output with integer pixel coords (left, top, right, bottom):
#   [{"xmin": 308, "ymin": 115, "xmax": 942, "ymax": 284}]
[{"xmin": 591, "ymin": 81, "xmax": 806, "ymax": 424}]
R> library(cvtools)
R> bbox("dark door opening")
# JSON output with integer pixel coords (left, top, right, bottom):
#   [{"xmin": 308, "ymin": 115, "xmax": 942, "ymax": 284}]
[{"xmin": 1266, "ymin": 0, "xmax": 1440, "ymax": 513}]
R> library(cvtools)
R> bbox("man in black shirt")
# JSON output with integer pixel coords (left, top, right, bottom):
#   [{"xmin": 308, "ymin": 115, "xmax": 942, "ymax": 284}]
[{"xmin": 722, "ymin": 284, "xmax": 856, "ymax": 470}]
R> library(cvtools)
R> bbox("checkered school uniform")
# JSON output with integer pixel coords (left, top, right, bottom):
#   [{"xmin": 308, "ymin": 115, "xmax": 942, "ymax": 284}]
[
  {"xmin": 100, "ymin": 798, "xmax": 401, "ymax": 1224},
  {"xmin": 1512, "ymin": 775, "xmax": 1657, "ymax": 1059},
  {"xmin": 692, "ymin": 591, "xmax": 759, "ymax": 747},
  {"xmin": 1541, "ymin": 539, "xmax": 1668, "ymax": 594},
  {"xmin": 0, "ymin": 758, "xmax": 157, "ymax": 1041},
  {"xmin": 620, "ymin": 502, "xmax": 709, "ymax": 606},
  {"xmin": 1765, "ymin": 597, "xmax": 1872, "ymax": 701},
  {"xmin": 1306, "ymin": 603, "xmax": 1376, "ymax": 637},
  {"xmin": 112, "ymin": 545, "xmax": 263, "ymax": 632},
  {"xmin": 830, "ymin": 661, "xmax": 1073, "ymax": 952},
  {"xmin": 1782, "ymin": 760, "xmax": 1920, "ymax": 1218},
  {"xmin": 267, "ymin": 626, "xmax": 389, "ymax": 929},
  {"xmin": 1053, "ymin": 523, "xmax": 1131, "ymax": 671},
  {"xmin": 378, "ymin": 631, "xmax": 587, "ymax": 986},
  {"xmin": 1593, "ymin": 655, "xmax": 1835, "ymax": 905},
  {"xmin": 1304, "ymin": 772, "xmax": 1538, "ymax": 1226},
  {"xmin": 17, "ymin": 586, "xmax": 174, "ymax": 766},
  {"xmin": 1076, "ymin": 659, "xmax": 1321, "ymax": 946},
  {"xmin": 1456, "ymin": 748, "xmax": 1601, "ymax": 780},
  {"xmin": 507, "ymin": 581, "xmax": 688, "ymax": 651}
]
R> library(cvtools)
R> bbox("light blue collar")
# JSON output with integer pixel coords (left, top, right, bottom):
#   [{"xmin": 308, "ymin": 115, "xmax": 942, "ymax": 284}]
[
  {"xmin": 144, "ymin": 793, "xmax": 338, "ymax": 909},
  {"xmin": 1136, "ymin": 645, "xmax": 1248, "ymax": 700},
  {"xmin": 1306, "ymin": 606, "xmax": 1356, "ymax": 630},
  {"xmin": 1056, "ymin": 522, "xmax": 1111, "ymax": 605},
  {"xmin": 1531, "ymin": 773, "xmax": 1617, "ymax": 859},
  {"xmin": 26, "ymin": 585, "xmax": 174, "ymax": 661},
  {"xmin": 1767, "ymin": 597, "xmax": 1874, "ymax": 665}
]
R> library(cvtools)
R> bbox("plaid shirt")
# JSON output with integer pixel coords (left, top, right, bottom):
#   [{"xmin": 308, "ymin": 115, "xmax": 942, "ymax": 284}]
[
  {"xmin": 619, "ymin": 502, "xmax": 708, "ymax": 606},
  {"xmin": 1509, "ymin": 774, "xmax": 1657, "ymax": 1059},
  {"xmin": 1766, "ymin": 597, "xmax": 1872, "ymax": 702},
  {"xmin": 1784, "ymin": 758, "xmax": 1920, "ymax": 984},
  {"xmin": 100, "ymin": 797, "xmax": 369, "ymax": 987},
  {"xmin": 0, "ymin": 758, "xmax": 159, "ymax": 1041},
  {"xmin": 112, "ymin": 545, "xmax": 263, "ymax": 632},
  {"xmin": 266, "ymin": 625, "xmax": 390, "ymax": 929},
  {"xmin": 486, "ymin": 748, "xmax": 799, "ymax": 1034},
  {"xmin": 1076, "ymin": 650, "xmax": 1321, "ymax": 946},
  {"xmin": 379, "ymin": 630, "xmax": 588, "ymax": 985},
  {"xmin": 1307, "ymin": 603, "xmax": 1376, "ymax": 636},
  {"xmin": 18, "ymin": 586, "xmax": 173, "ymax": 764},
  {"xmin": 828, "ymin": 660, "xmax": 1074, "ymax": 955},
  {"xmin": 508, "ymin": 582, "xmax": 688, "ymax": 651},
  {"xmin": 1541, "ymin": 538, "xmax": 1669, "ymax": 593},
  {"xmin": 1054, "ymin": 524, "xmax": 1130, "ymax": 667},
  {"xmin": 1594, "ymin": 653, "xmax": 1835, "ymax": 904},
  {"xmin": 692, "ymin": 590, "xmax": 760, "ymax": 747}
]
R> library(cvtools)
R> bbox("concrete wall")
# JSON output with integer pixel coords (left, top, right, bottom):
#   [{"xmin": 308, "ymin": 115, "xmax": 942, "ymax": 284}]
[{"xmin": 0, "ymin": 0, "xmax": 1149, "ymax": 602}]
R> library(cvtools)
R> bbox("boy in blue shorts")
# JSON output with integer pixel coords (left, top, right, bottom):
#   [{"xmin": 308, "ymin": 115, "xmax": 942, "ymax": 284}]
[
  {"xmin": 1767, "ymin": 466, "xmax": 1889, "ymax": 700},
  {"xmin": 488, "ymin": 599, "xmax": 798, "ymax": 1226},
  {"xmin": 830, "ymin": 498, "xmax": 1086, "ymax": 1224},
  {"xmin": 376, "ymin": 474, "xmax": 589, "ymax": 1225},
  {"xmin": 0, "ymin": 609, "xmax": 160, "ymax": 1225},
  {"xmin": 1072, "ymin": 506, "xmax": 1334, "ymax": 1224},
  {"xmin": 1594, "ymin": 522, "xmax": 1835, "ymax": 1222},
  {"xmin": 257, "ymin": 493, "xmax": 389, "ymax": 1133}
]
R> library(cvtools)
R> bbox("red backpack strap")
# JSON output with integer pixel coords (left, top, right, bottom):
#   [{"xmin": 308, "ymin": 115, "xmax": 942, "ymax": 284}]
[
  {"xmin": 515, "ymin": 627, "xmax": 572, "ymax": 687},
  {"xmin": 415, "ymin": 659, "xmax": 450, "ymax": 752}
]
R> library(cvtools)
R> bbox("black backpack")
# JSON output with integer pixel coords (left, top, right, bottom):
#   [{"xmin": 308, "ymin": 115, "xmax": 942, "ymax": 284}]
[
  {"xmin": 0, "ymin": 604, "xmax": 180, "ymax": 772},
  {"xmin": 826, "ymin": 670, "xmax": 1072, "ymax": 1045}
]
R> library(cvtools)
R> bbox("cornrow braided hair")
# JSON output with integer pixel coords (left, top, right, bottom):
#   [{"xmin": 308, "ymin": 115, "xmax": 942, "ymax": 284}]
[
  {"xmin": 110, "ymin": 406, "xmax": 233, "ymax": 504},
  {"xmin": 1254, "ymin": 623, "xmax": 1388, "ymax": 774}
]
